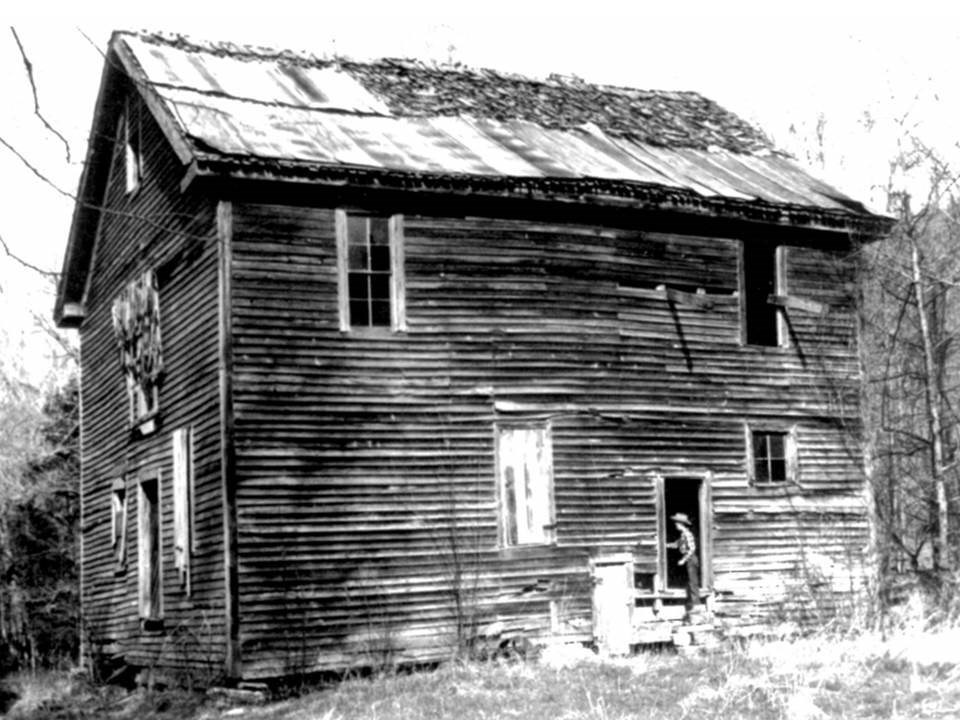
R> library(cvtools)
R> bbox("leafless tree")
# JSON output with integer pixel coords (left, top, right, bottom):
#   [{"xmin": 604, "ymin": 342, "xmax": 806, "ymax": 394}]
[{"xmin": 860, "ymin": 131, "xmax": 960, "ymax": 590}]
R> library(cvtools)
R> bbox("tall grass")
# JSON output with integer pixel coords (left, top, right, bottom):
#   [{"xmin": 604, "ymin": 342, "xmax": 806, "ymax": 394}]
[
  {"xmin": 232, "ymin": 615, "xmax": 960, "ymax": 720},
  {"xmin": 8, "ymin": 593, "xmax": 960, "ymax": 719}
]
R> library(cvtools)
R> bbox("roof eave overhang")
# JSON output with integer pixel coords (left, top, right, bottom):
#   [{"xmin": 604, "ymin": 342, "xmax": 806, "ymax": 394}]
[
  {"xmin": 54, "ymin": 32, "xmax": 195, "ymax": 329},
  {"xmin": 185, "ymin": 156, "xmax": 895, "ymax": 239},
  {"xmin": 53, "ymin": 44, "xmax": 122, "ymax": 329}
]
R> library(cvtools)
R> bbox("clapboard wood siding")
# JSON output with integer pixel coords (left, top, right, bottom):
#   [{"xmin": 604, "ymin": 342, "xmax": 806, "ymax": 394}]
[
  {"xmin": 78, "ymin": 90, "xmax": 226, "ymax": 674},
  {"xmin": 58, "ymin": 34, "xmax": 893, "ymax": 685},
  {"xmin": 229, "ymin": 202, "xmax": 868, "ymax": 677}
]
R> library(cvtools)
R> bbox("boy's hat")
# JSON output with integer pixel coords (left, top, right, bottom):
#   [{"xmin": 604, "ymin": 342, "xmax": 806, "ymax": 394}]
[{"xmin": 670, "ymin": 512, "xmax": 692, "ymax": 526}]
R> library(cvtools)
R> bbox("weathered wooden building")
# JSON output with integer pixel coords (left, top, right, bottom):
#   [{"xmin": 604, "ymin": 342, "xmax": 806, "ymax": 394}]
[{"xmin": 56, "ymin": 31, "xmax": 891, "ymax": 680}]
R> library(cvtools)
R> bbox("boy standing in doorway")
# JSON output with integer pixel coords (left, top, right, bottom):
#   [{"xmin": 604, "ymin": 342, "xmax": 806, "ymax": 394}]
[{"xmin": 668, "ymin": 512, "xmax": 699, "ymax": 619}]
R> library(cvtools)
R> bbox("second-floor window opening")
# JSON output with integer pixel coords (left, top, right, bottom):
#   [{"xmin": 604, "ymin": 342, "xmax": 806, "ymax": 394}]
[
  {"xmin": 743, "ymin": 243, "xmax": 785, "ymax": 346},
  {"xmin": 336, "ymin": 210, "xmax": 405, "ymax": 331},
  {"xmin": 348, "ymin": 215, "xmax": 391, "ymax": 327},
  {"xmin": 111, "ymin": 269, "xmax": 163, "ymax": 430}
]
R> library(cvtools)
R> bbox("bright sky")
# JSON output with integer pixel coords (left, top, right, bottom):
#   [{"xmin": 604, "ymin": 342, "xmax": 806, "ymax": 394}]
[{"xmin": 2, "ymin": 1, "xmax": 960, "ymax": 385}]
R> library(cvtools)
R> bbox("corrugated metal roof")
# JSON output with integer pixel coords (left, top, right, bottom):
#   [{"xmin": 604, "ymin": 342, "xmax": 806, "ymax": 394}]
[
  {"xmin": 155, "ymin": 85, "xmax": 855, "ymax": 211},
  {"xmin": 118, "ymin": 32, "xmax": 870, "ymax": 215},
  {"xmin": 55, "ymin": 30, "xmax": 892, "ymax": 328}
]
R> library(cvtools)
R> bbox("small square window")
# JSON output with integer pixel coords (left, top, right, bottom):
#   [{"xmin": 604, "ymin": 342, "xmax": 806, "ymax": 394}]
[
  {"xmin": 748, "ymin": 428, "xmax": 796, "ymax": 485},
  {"xmin": 337, "ymin": 211, "xmax": 405, "ymax": 332}
]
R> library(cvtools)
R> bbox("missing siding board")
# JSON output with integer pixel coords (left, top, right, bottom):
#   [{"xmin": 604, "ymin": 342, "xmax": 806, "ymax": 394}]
[{"xmin": 496, "ymin": 424, "xmax": 556, "ymax": 547}]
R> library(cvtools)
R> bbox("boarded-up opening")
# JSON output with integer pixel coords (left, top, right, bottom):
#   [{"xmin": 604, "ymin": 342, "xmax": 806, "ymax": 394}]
[
  {"xmin": 111, "ymin": 269, "xmax": 163, "ymax": 430},
  {"xmin": 496, "ymin": 424, "xmax": 556, "ymax": 547}
]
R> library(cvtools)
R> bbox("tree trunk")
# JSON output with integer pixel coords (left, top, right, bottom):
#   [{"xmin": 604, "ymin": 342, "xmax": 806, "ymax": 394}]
[{"xmin": 910, "ymin": 234, "xmax": 950, "ymax": 569}]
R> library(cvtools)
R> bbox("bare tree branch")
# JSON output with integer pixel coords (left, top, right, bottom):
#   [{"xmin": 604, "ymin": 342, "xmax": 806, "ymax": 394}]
[
  {"xmin": 10, "ymin": 26, "xmax": 72, "ymax": 163},
  {"xmin": 0, "ymin": 232, "xmax": 58, "ymax": 279},
  {"xmin": 30, "ymin": 310, "xmax": 79, "ymax": 364},
  {"xmin": 0, "ymin": 134, "xmax": 72, "ymax": 198},
  {"xmin": 1, "ymin": 131, "xmax": 208, "ymax": 245}
]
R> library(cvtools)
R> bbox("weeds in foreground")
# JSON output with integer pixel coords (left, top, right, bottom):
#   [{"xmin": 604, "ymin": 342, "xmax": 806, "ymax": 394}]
[
  {"xmin": 237, "ymin": 623, "xmax": 960, "ymax": 720},
  {"xmin": 8, "ymin": 604, "xmax": 960, "ymax": 719},
  {"xmin": 3, "ymin": 670, "xmax": 205, "ymax": 720}
]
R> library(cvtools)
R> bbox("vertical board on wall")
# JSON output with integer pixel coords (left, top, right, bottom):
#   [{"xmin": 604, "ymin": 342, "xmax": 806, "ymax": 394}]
[
  {"xmin": 172, "ymin": 427, "xmax": 193, "ymax": 595},
  {"xmin": 591, "ymin": 554, "xmax": 634, "ymax": 656},
  {"xmin": 111, "ymin": 476, "xmax": 127, "ymax": 572},
  {"xmin": 699, "ymin": 475, "xmax": 714, "ymax": 591},
  {"xmin": 389, "ymin": 214, "xmax": 406, "ymax": 331},
  {"xmin": 653, "ymin": 474, "xmax": 665, "ymax": 592}
]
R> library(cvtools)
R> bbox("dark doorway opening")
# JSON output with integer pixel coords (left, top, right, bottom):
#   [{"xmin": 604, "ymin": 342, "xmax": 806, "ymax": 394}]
[{"xmin": 663, "ymin": 477, "xmax": 702, "ymax": 589}]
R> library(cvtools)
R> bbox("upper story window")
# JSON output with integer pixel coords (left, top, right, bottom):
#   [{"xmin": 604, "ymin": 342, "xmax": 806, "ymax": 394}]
[
  {"xmin": 747, "ymin": 426, "xmax": 797, "ymax": 485},
  {"xmin": 123, "ymin": 97, "xmax": 142, "ymax": 195},
  {"xmin": 742, "ymin": 243, "xmax": 785, "ymax": 347},
  {"xmin": 496, "ymin": 424, "xmax": 556, "ymax": 547},
  {"xmin": 111, "ymin": 269, "xmax": 163, "ymax": 434},
  {"xmin": 336, "ymin": 210, "xmax": 406, "ymax": 332}
]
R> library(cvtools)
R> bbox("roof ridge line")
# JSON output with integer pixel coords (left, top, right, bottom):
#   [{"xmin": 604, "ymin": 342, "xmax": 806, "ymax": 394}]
[{"xmin": 121, "ymin": 29, "xmax": 708, "ymax": 100}]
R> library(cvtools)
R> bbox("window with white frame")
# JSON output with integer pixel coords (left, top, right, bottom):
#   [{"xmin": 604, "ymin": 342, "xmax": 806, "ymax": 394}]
[
  {"xmin": 496, "ymin": 424, "xmax": 556, "ymax": 546},
  {"xmin": 747, "ymin": 426, "xmax": 797, "ymax": 485},
  {"xmin": 336, "ymin": 210, "xmax": 405, "ymax": 331},
  {"xmin": 742, "ymin": 243, "xmax": 786, "ymax": 347}
]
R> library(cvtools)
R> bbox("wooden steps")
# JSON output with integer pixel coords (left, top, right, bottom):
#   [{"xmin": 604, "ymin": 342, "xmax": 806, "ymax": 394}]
[{"xmin": 631, "ymin": 610, "xmax": 723, "ymax": 652}]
